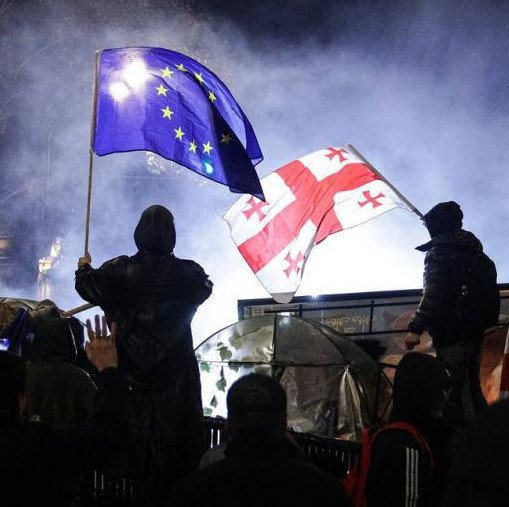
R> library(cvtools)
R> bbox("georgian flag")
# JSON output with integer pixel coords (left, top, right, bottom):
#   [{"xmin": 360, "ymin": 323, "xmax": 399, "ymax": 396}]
[{"xmin": 223, "ymin": 146, "xmax": 412, "ymax": 303}]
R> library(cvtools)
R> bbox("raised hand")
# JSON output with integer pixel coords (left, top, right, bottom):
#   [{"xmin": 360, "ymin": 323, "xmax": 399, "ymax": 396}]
[
  {"xmin": 404, "ymin": 332, "xmax": 421, "ymax": 351},
  {"xmin": 85, "ymin": 314, "xmax": 118, "ymax": 372}
]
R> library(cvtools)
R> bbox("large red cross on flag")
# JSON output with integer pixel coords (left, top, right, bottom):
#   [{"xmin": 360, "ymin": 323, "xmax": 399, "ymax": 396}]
[{"xmin": 223, "ymin": 146, "xmax": 413, "ymax": 303}]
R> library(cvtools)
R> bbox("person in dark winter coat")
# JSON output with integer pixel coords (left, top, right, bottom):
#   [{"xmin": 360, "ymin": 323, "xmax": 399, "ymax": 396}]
[
  {"xmin": 75, "ymin": 204, "xmax": 213, "ymax": 506},
  {"xmin": 441, "ymin": 399, "xmax": 509, "ymax": 506},
  {"xmin": 0, "ymin": 315, "xmax": 129, "ymax": 507},
  {"xmin": 169, "ymin": 373, "xmax": 351, "ymax": 507},
  {"xmin": 25, "ymin": 318, "xmax": 97, "ymax": 429},
  {"xmin": 404, "ymin": 201, "xmax": 492, "ymax": 427},
  {"xmin": 366, "ymin": 352, "xmax": 453, "ymax": 507}
]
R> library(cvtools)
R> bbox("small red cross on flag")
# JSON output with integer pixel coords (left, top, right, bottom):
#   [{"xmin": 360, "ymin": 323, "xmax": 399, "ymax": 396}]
[{"xmin": 223, "ymin": 145, "xmax": 413, "ymax": 303}]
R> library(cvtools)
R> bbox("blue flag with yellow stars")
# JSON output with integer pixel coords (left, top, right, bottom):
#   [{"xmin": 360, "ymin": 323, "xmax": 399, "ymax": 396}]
[{"xmin": 93, "ymin": 47, "xmax": 265, "ymax": 199}]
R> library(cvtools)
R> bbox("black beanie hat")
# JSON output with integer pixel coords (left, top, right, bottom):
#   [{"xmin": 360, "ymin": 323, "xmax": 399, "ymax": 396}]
[{"xmin": 423, "ymin": 201, "xmax": 463, "ymax": 238}]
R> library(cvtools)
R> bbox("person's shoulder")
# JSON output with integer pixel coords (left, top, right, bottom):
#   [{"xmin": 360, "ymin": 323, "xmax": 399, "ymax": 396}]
[
  {"xmin": 93, "ymin": 255, "xmax": 132, "ymax": 276},
  {"xmin": 173, "ymin": 257, "xmax": 209, "ymax": 275},
  {"xmin": 373, "ymin": 426, "xmax": 424, "ymax": 453},
  {"xmin": 100, "ymin": 255, "xmax": 131, "ymax": 268},
  {"xmin": 170, "ymin": 457, "xmax": 229, "ymax": 498},
  {"xmin": 281, "ymin": 457, "xmax": 350, "ymax": 502},
  {"xmin": 173, "ymin": 256, "xmax": 204, "ymax": 268}
]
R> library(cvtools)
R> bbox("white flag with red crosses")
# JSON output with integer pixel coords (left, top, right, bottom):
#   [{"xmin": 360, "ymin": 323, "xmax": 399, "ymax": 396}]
[{"xmin": 223, "ymin": 146, "xmax": 413, "ymax": 303}]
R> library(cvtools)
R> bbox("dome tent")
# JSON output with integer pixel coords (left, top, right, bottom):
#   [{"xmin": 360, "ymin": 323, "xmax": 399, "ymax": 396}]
[{"xmin": 194, "ymin": 314, "xmax": 391, "ymax": 442}]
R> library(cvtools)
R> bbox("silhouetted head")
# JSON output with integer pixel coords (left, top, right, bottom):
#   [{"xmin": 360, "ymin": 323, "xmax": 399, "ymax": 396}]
[
  {"xmin": 0, "ymin": 304, "xmax": 19, "ymax": 335},
  {"xmin": 227, "ymin": 373, "xmax": 287, "ymax": 435},
  {"xmin": 31, "ymin": 318, "xmax": 77, "ymax": 363},
  {"xmin": 134, "ymin": 205, "xmax": 176, "ymax": 255},
  {"xmin": 391, "ymin": 352, "xmax": 451, "ymax": 426},
  {"xmin": 423, "ymin": 201, "xmax": 463, "ymax": 238},
  {"xmin": 0, "ymin": 351, "xmax": 25, "ymax": 414}
]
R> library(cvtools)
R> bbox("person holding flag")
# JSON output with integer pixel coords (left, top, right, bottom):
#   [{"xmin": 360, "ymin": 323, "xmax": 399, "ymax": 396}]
[
  {"xmin": 75, "ymin": 205, "xmax": 213, "ymax": 506},
  {"xmin": 405, "ymin": 201, "xmax": 499, "ymax": 429}
]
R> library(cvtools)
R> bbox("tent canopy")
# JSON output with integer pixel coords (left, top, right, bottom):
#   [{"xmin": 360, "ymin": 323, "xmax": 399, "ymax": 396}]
[{"xmin": 195, "ymin": 314, "xmax": 391, "ymax": 441}]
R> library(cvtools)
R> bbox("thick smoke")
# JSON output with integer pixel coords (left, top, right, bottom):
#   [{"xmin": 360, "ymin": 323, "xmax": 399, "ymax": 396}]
[{"xmin": 0, "ymin": 0, "xmax": 508, "ymax": 343}]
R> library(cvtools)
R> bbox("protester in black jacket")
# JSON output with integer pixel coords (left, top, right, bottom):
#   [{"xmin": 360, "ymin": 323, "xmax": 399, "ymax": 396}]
[
  {"xmin": 170, "ymin": 373, "xmax": 351, "ymax": 507},
  {"xmin": 75, "ymin": 204, "xmax": 213, "ymax": 506},
  {"xmin": 0, "ymin": 315, "xmax": 129, "ymax": 507},
  {"xmin": 366, "ymin": 352, "xmax": 453, "ymax": 507},
  {"xmin": 405, "ymin": 201, "xmax": 491, "ymax": 427},
  {"xmin": 25, "ymin": 318, "xmax": 97, "ymax": 428}
]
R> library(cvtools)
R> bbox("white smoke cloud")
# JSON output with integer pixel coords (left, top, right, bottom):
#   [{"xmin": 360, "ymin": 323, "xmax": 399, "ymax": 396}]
[{"xmin": 0, "ymin": 0, "xmax": 508, "ymax": 343}]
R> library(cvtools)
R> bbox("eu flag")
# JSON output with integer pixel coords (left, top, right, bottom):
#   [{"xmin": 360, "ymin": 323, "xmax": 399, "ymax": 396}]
[{"xmin": 93, "ymin": 47, "xmax": 264, "ymax": 199}]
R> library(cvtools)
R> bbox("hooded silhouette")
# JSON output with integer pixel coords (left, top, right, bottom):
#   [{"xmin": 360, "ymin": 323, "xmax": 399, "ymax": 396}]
[
  {"xmin": 366, "ymin": 353, "xmax": 453, "ymax": 507},
  {"xmin": 75, "ymin": 205, "xmax": 213, "ymax": 506}
]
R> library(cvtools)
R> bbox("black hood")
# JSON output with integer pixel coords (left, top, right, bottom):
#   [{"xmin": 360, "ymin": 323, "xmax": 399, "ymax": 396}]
[
  {"xmin": 134, "ymin": 205, "xmax": 176, "ymax": 255},
  {"xmin": 422, "ymin": 201, "xmax": 463, "ymax": 239},
  {"xmin": 31, "ymin": 318, "xmax": 77, "ymax": 363},
  {"xmin": 390, "ymin": 352, "xmax": 451, "ymax": 427}
]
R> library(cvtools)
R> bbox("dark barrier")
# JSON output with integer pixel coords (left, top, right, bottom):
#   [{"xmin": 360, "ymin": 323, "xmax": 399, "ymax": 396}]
[
  {"xmin": 81, "ymin": 416, "xmax": 360, "ymax": 506},
  {"xmin": 203, "ymin": 415, "xmax": 360, "ymax": 477}
]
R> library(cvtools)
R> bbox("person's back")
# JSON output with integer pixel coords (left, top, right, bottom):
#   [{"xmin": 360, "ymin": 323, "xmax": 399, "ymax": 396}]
[
  {"xmin": 0, "ymin": 317, "xmax": 129, "ymax": 507},
  {"xmin": 75, "ymin": 205, "xmax": 213, "ymax": 505},
  {"xmin": 365, "ymin": 352, "xmax": 453, "ymax": 507},
  {"xmin": 25, "ymin": 318, "xmax": 96, "ymax": 429},
  {"xmin": 170, "ymin": 373, "xmax": 351, "ymax": 507},
  {"xmin": 23, "ymin": 319, "xmax": 97, "ymax": 506}
]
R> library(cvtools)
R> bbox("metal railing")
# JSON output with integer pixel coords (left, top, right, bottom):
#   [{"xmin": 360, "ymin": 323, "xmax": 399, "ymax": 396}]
[{"xmin": 80, "ymin": 416, "xmax": 359, "ymax": 506}]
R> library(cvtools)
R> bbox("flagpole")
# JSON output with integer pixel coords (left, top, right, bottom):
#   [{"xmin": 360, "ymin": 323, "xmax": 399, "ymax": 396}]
[
  {"xmin": 84, "ymin": 50, "xmax": 101, "ymax": 255},
  {"xmin": 62, "ymin": 302, "xmax": 96, "ymax": 317},
  {"xmin": 346, "ymin": 144, "xmax": 423, "ymax": 218}
]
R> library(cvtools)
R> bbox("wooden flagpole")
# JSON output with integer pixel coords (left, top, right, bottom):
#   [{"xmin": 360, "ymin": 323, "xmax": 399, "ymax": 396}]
[
  {"xmin": 62, "ymin": 302, "xmax": 96, "ymax": 317},
  {"xmin": 84, "ymin": 51, "xmax": 101, "ymax": 254},
  {"xmin": 346, "ymin": 144, "xmax": 423, "ymax": 218}
]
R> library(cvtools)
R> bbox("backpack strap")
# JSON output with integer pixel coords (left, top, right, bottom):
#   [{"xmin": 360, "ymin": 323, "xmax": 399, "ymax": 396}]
[{"xmin": 342, "ymin": 426, "xmax": 377, "ymax": 507}]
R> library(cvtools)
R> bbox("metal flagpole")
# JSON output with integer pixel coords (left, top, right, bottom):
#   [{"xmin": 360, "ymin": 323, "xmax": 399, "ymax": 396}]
[
  {"xmin": 84, "ymin": 50, "xmax": 101, "ymax": 254},
  {"xmin": 346, "ymin": 144, "xmax": 423, "ymax": 218}
]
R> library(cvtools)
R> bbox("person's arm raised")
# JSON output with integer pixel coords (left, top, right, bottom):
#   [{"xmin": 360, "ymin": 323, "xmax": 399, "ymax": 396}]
[{"xmin": 85, "ymin": 314, "xmax": 118, "ymax": 372}]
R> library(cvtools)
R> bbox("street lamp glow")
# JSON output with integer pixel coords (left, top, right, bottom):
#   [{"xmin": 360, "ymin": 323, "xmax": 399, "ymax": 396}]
[
  {"xmin": 123, "ymin": 60, "xmax": 150, "ymax": 89},
  {"xmin": 109, "ymin": 82, "xmax": 130, "ymax": 101}
]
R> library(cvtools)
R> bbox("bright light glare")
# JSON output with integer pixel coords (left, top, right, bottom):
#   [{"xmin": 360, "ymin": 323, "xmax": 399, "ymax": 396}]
[
  {"xmin": 109, "ymin": 82, "xmax": 130, "ymax": 101},
  {"xmin": 123, "ymin": 60, "xmax": 150, "ymax": 89},
  {"xmin": 203, "ymin": 161, "xmax": 214, "ymax": 174}
]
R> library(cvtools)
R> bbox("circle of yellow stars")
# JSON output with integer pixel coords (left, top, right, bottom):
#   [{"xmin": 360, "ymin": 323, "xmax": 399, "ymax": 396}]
[{"xmin": 154, "ymin": 63, "xmax": 234, "ymax": 158}]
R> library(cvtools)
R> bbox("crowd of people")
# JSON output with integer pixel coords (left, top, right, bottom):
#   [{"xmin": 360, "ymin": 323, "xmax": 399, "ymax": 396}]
[{"xmin": 0, "ymin": 201, "xmax": 507, "ymax": 507}]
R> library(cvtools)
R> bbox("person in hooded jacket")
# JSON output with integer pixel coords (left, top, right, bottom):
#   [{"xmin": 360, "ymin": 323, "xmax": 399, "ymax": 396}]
[
  {"xmin": 365, "ymin": 352, "xmax": 453, "ymax": 507},
  {"xmin": 24, "ymin": 317, "xmax": 99, "ymax": 505},
  {"xmin": 0, "ymin": 314, "xmax": 129, "ymax": 507},
  {"xmin": 404, "ymin": 201, "xmax": 491, "ymax": 428},
  {"xmin": 74, "ymin": 204, "xmax": 213, "ymax": 506},
  {"xmin": 25, "ymin": 318, "xmax": 97, "ymax": 429}
]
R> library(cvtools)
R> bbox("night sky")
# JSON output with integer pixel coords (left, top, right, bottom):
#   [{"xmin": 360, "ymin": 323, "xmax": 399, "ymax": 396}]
[{"xmin": 1, "ymin": 0, "xmax": 508, "ymax": 342}]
